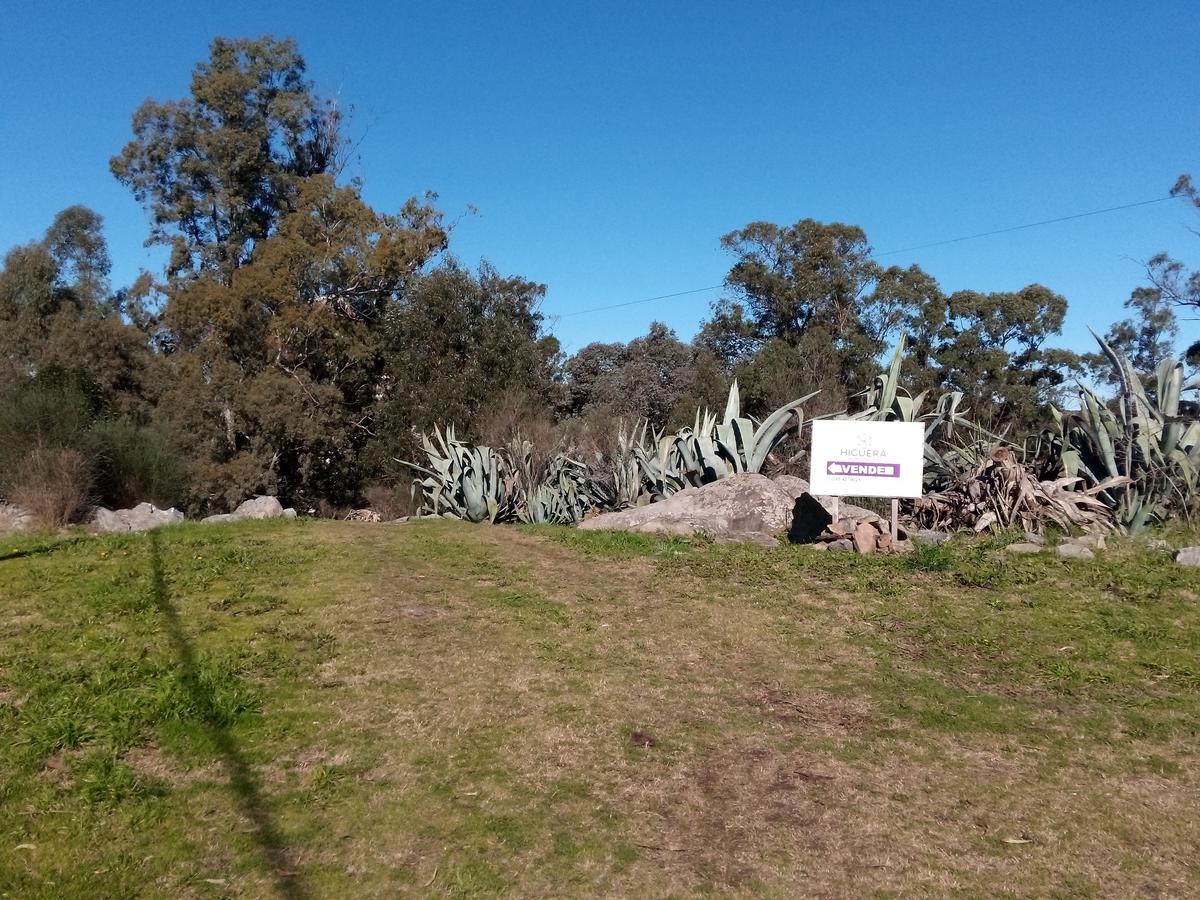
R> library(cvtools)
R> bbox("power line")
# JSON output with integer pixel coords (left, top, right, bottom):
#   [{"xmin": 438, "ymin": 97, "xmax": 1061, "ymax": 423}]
[
  {"xmin": 551, "ymin": 194, "xmax": 1176, "ymax": 319},
  {"xmin": 873, "ymin": 195, "xmax": 1174, "ymax": 257},
  {"xmin": 556, "ymin": 284, "xmax": 724, "ymax": 318}
]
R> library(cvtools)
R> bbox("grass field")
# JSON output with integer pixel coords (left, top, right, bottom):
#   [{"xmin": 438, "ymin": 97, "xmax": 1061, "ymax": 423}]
[{"xmin": 1, "ymin": 519, "xmax": 1198, "ymax": 897}]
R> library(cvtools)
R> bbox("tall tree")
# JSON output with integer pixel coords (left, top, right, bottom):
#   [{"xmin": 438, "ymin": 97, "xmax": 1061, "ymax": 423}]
[
  {"xmin": 111, "ymin": 36, "xmax": 343, "ymax": 280},
  {"xmin": 929, "ymin": 285, "xmax": 1078, "ymax": 432},
  {"xmin": 1085, "ymin": 286, "xmax": 1179, "ymax": 386},
  {"xmin": 0, "ymin": 207, "xmax": 156, "ymax": 414},
  {"xmin": 155, "ymin": 175, "xmax": 446, "ymax": 510},
  {"xmin": 371, "ymin": 260, "xmax": 562, "ymax": 462},
  {"xmin": 708, "ymin": 219, "xmax": 939, "ymax": 389},
  {"xmin": 564, "ymin": 322, "xmax": 723, "ymax": 426},
  {"xmin": 1131, "ymin": 174, "xmax": 1199, "ymax": 365}
]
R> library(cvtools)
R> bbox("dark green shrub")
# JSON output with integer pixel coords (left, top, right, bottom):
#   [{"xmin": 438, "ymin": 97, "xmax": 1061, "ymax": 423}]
[
  {"xmin": 88, "ymin": 419, "xmax": 188, "ymax": 509},
  {"xmin": 0, "ymin": 373, "xmax": 187, "ymax": 512}
]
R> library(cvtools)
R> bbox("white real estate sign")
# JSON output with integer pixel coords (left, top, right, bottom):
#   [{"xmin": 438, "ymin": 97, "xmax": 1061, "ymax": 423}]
[{"xmin": 809, "ymin": 420, "xmax": 925, "ymax": 499}]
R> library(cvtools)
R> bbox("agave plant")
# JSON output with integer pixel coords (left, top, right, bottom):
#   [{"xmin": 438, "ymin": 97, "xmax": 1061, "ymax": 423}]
[
  {"xmin": 1051, "ymin": 332, "xmax": 1200, "ymax": 532},
  {"xmin": 610, "ymin": 422, "xmax": 650, "ymax": 508},
  {"xmin": 665, "ymin": 380, "xmax": 817, "ymax": 488},
  {"xmin": 633, "ymin": 426, "xmax": 690, "ymax": 500},
  {"xmin": 398, "ymin": 425, "xmax": 518, "ymax": 523},
  {"xmin": 855, "ymin": 335, "xmax": 997, "ymax": 490},
  {"xmin": 519, "ymin": 454, "xmax": 594, "ymax": 525}
]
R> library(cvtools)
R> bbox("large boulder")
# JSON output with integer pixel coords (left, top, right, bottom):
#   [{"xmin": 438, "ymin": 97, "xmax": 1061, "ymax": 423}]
[
  {"xmin": 0, "ymin": 503, "xmax": 34, "ymax": 534},
  {"xmin": 231, "ymin": 495, "xmax": 285, "ymax": 520},
  {"xmin": 201, "ymin": 496, "xmax": 295, "ymax": 524},
  {"xmin": 91, "ymin": 503, "xmax": 184, "ymax": 534},
  {"xmin": 579, "ymin": 474, "xmax": 797, "ymax": 541}
]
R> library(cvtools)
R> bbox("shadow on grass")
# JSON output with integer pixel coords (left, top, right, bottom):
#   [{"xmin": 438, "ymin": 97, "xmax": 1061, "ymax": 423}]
[
  {"xmin": 0, "ymin": 534, "xmax": 89, "ymax": 561},
  {"xmin": 148, "ymin": 530, "xmax": 307, "ymax": 900}
]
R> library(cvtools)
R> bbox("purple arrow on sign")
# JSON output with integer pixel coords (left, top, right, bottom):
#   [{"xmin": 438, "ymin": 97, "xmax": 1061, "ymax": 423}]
[{"xmin": 826, "ymin": 460, "xmax": 900, "ymax": 478}]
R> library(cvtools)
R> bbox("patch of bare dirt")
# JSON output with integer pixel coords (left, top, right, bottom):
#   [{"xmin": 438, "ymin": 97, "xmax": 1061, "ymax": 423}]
[{"xmin": 749, "ymin": 683, "xmax": 873, "ymax": 731}]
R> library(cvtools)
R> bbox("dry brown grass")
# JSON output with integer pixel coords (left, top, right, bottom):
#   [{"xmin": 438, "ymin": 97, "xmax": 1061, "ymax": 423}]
[
  {"xmin": 286, "ymin": 523, "xmax": 1200, "ymax": 897},
  {"xmin": 10, "ymin": 445, "xmax": 92, "ymax": 526}
]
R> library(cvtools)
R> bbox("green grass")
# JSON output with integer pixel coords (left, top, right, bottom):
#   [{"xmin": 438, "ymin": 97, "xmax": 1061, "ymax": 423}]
[{"xmin": 1, "ymin": 519, "xmax": 1198, "ymax": 897}]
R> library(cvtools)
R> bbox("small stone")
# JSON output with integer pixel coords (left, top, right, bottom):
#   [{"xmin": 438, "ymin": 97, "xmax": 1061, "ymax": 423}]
[
  {"xmin": 891, "ymin": 539, "xmax": 914, "ymax": 554},
  {"xmin": 1073, "ymin": 533, "xmax": 1106, "ymax": 550},
  {"xmin": 914, "ymin": 529, "xmax": 951, "ymax": 546},
  {"xmin": 828, "ymin": 539, "xmax": 855, "ymax": 552},
  {"xmin": 1022, "ymin": 531, "xmax": 1046, "ymax": 546},
  {"xmin": 1056, "ymin": 543, "xmax": 1095, "ymax": 561},
  {"xmin": 808, "ymin": 541, "xmax": 829, "ymax": 551},
  {"xmin": 1005, "ymin": 542, "xmax": 1044, "ymax": 555},
  {"xmin": 201, "ymin": 513, "xmax": 237, "ymax": 524},
  {"xmin": 852, "ymin": 522, "xmax": 878, "ymax": 554},
  {"xmin": 283, "ymin": 508, "xmax": 298, "ymax": 519},
  {"xmin": 1176, "ymin": 547, "xmax": 1200, "ymax": 567}
]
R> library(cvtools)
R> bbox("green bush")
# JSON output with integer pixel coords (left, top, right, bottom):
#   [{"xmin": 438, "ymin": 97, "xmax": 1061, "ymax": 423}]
[
  {"xmin": 0, "ymin": 373, "xmax": 188, "ymax": 513},
  {"xmin": 88, "ymin": 419, "xmax": 187, "ymax": 509}
]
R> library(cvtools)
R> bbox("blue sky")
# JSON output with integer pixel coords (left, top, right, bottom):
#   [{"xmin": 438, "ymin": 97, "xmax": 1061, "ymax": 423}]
[{"xmin": 1, "ymin": 1, "xmax": 1197, "ymax": 356}]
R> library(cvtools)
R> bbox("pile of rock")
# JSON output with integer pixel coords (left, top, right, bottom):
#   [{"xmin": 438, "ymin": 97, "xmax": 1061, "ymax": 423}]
[
  {"xmin": 808, "ymin": 515, "xmax": 912, "ymax": 554},
  {"xmin": 576, "ymin": 473, "xmax": 918, "ymax": 553},
  {"xmin": 785, "ymin": 490, "xmax": 912, "ymax": 554},
  {"xmin": 1005, "ymin": 532, "xmax": 1106, "ymax": 560},
  {"xmin": 92, "ymin": 503, "xmax": 185, "ymax": 533},
  {"xmin": 201, "ymin": 495, "xmax": 297, "ymax": 524},
  {"xmin": 87, "ymin": 495, "xmax": 296, "ymax": 533}
]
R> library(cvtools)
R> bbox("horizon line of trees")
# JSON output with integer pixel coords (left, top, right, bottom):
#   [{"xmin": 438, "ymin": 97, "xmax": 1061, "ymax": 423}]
[{"xmin": 1, "ymin": 35, "xmax": 1197, "ymax": 520}]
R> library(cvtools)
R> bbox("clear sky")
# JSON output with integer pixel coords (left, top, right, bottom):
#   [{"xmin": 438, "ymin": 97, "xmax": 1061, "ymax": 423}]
[{"xmin": 1, "ymin": 1, "xmax": 1197, "ymax": 356}]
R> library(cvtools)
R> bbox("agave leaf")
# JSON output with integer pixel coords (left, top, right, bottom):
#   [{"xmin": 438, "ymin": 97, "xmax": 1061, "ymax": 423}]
[
  {"xmin": 747, "ymin": 391, "xmax": 820, "ymax": 472},
  {"xmin": 723, "ymin": 379, "xmax": 741, "ymax": 423}
]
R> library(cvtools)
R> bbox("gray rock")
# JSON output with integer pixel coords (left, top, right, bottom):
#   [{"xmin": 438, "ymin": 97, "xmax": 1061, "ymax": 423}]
[
  {"xmin": 201, "ymin": 513, "xmax": 237, "ymax": 524},
  {"xmin": 914, "ymin": 529, "xmax": 952, "ymax": 546},
  {"xmin": 0, "ymin": 503, "xmax": 34, "ymax": 534},
  {"xmin": 1056, "ymin": 543, "xmax": 1095, "ymax": 561},
  {"xmin": 772, "ymin": 475, "xmax": 811, "ymax": 499},
  {"xmin": 1072, "ymin": 533, "xmax": 1107, "ymax": 550},
  {"xmin": 1176, "ymin": 546, "xmax": 1200, "ymax": 567},
  {"xmin": 92, "ymin": 502, "xmax": 184, "ymax": 533},
  {"xmin": 827, "ymin": 538, "xmax": 855, "ymax": 552},
  {"xmin": 232, "ymin": 495, "xmax": 285, "ymax": 520},
  {"xmin": 91, "ymin": 507, "xmax": 124, "ymax": 532},
  {"xmin": 1005, "ymin": 542, "xmax": 1044, "ymax": 555},
  {"xmin": 1022, "ymin": 531, "xmax": 1046, "ymax": 546},
  {"xmin": 580, "ymin": 474, "xmax": 797, "ymax": 540},
  {"xmin": 283, "ymin": 508, "xmax": 298, "ymax": 519}
]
